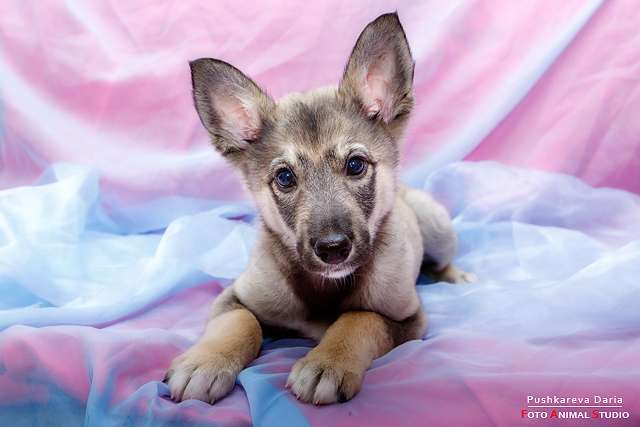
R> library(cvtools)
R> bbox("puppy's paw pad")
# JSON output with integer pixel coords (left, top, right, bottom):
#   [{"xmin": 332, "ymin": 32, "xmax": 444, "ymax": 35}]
[
  {"xmin": 287, "ymin": 353, "xmax": 362, "ymax": 404},
  {"xmin": 165, "ymin": 349, "xmax": 239, "ymax": 404}
]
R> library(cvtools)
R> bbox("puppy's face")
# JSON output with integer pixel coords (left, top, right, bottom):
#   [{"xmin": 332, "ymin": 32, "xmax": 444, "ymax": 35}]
[
  {"xmin": 191, "ymin": 13, "xmax": 414, "ymax": 278},
  {"xmin": 248, "ymin": 91, "xmax": 401, "ymax": 278}
]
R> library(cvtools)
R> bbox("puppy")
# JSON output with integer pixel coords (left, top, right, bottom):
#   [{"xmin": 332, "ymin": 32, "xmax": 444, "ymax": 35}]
[{"xmin": 165, "ymin": 12, "xmax": 473, "ymax": 405}]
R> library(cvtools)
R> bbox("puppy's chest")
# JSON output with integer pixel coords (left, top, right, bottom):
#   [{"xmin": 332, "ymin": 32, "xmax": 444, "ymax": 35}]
[{"xmin": 288, "ymin": 272, "xmax": 360, "ymax": 322}]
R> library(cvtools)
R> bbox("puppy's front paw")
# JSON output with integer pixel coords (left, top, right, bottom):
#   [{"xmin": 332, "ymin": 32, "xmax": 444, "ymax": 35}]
[
  {"xmin": 165, "ymin": 344, "xmax": 240, "ymax": 404},
  {"xmin": 286, "ymin": 350, "xmax": 364, "ymax": 405}
]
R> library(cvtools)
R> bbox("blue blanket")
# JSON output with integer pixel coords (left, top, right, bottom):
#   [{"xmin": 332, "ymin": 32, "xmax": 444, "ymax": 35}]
[{"xmin": 1, "ymin": 161, "xmax": 639, "ymax": 426}]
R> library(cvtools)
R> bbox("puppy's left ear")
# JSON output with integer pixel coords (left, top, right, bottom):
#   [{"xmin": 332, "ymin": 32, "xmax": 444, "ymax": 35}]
[{"xmin": 340, "ymin": 13, "xmax": 414, "ymax": 124}]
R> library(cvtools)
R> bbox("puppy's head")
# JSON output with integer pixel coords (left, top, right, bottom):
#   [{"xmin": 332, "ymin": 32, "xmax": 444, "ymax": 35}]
[{"xmin": 191, "ymin": 13, "xmax": 414, "ymax": 278}]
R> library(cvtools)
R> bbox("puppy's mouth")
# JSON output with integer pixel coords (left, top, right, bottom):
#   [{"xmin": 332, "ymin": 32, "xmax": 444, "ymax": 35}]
[
  {"xmin": 301, "ymin": 251, "xmax": 364, "ymax": 279},
  {"xmin": 319, "ymin": 263, "xmax": 357, "ymax": 279}
]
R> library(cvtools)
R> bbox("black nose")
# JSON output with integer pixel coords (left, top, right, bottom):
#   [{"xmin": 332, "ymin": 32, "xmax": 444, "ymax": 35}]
[{"xmin": 313, "ymin": 233, "xmax": 352, "ymax": 265}]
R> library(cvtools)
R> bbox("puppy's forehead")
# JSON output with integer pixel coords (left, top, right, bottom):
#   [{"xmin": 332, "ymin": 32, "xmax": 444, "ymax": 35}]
[{"xmin": 270, "ymin": 89, "xmax": 369, "ymax": 163}]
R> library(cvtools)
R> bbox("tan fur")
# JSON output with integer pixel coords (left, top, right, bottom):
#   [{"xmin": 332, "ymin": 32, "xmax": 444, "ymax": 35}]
[
  {"xmin": 286, "ymin": 311, "xmax": 393, "ymax": 404},
  {"xmin": 165, "ymin": 12, "xmax": 474, "ymax": 406},
  {"xmin": 166, "ymin": 308, "xmax": 261, "ymax": 403}
]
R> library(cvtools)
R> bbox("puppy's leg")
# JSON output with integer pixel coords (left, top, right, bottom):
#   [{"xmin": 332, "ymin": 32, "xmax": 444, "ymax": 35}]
[
  {"xmin": 400, "ymin": 185, "xmax": 475, "ymax": 283},
  {"xmin": 287, "ymin": 310, "xmax": 426, "ymax": 404},
  {"xmin": 165, "ymin": 286, "xmax": 262, "ymax": 403}
]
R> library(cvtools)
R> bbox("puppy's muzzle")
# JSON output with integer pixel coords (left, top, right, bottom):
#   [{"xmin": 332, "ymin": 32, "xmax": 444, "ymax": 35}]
[{"xmin": 312, "ymin": 233, "xmax": 352, "ymax": 265}]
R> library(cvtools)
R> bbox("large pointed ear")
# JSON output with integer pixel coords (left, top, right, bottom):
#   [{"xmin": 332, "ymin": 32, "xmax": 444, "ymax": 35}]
[
  {"xmin": 340, "ymin": 13, "xmax": 414, "ymax": 124},
  {"xmin": 190, "ymin": 58, "xmax": 274, "ymax": 156}
]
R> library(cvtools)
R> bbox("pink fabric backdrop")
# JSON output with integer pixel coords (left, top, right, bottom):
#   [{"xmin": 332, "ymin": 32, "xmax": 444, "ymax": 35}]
[
  {"xmin": 1, "ymin": 0, "xmax": 638, "ymax": 203},
  {"xmin": 1, "ymin": 2, "xmax": 640, "ymax": 426}
]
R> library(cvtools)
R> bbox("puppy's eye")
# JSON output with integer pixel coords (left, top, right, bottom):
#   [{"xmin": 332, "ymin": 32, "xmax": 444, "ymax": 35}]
[
  {"xmin": 275, "ymin": 168, "xmax": 296, "ymax": 189},
  {"xmin": 346, "ymin": 156, "xmax": 367, "ymax": 176}
]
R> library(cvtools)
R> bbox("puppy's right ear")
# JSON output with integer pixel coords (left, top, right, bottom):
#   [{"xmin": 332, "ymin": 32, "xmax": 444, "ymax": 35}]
[{"xmin": 190, "ymin": 59, "xmax": 274, "ymax": 156}]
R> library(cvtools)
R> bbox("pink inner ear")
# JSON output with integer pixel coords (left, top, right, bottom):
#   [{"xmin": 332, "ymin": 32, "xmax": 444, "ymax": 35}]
[
  {"xmin": 364, "ymin": 54, "xmax": 395, "ymax": 121},
  {"xmin": 213, "ymin": 91, "xmax": 261, "ymax": 142}
]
